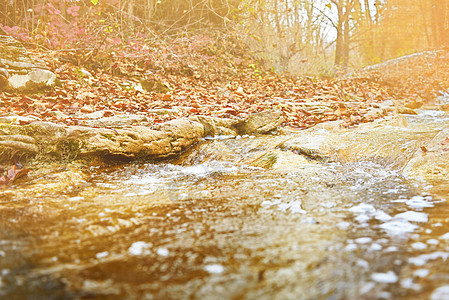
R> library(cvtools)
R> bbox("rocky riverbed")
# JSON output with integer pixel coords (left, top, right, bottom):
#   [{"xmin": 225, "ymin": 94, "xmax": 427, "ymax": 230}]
[{"xmin": 2, "ymin": 98, "xmax": 449, "ymax": 299}]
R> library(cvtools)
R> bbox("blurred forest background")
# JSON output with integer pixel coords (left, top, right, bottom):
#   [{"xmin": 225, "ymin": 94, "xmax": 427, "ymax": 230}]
[{"xmin": 1, "ymin": 0, "xmax": 448, "ymax": 76}]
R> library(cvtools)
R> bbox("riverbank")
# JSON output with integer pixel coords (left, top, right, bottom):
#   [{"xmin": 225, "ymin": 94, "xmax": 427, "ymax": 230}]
[{"xmin": 1, "ymin": 38, "xmax": 449, "ymax": 186}]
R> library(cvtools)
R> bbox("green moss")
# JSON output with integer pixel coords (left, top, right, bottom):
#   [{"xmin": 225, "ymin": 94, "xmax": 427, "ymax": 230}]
[
  {"xmin": 140, "ymin": 80, "xmax": 171, "ymax": 93},
  {"xmin": 250, "ymin": 152, "xmax": 278, "ymax": 168},
  {"xmin": 56, "ymin": 139, "xmax": 81, "ymax": 161}
]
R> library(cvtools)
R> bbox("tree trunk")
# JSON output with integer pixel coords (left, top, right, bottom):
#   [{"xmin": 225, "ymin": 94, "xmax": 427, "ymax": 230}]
[
  {"xmin": 334, "ymin": 1, "xmax": 344, "ymax": 66},
  {"xmin": 343, "ymin": 13, "xmax": 350, "ymax": 67}
]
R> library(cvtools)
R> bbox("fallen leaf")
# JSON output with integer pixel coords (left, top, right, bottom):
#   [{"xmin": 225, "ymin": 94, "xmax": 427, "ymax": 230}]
[{"xmin": 0, "ymin": 165, "xmax": 31, "ymax": 186}]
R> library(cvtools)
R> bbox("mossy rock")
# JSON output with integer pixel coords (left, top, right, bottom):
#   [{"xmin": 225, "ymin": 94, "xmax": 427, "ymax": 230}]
[{"xmin": 140, "ymin": 80, "xmax": 171, "ymax": 93}]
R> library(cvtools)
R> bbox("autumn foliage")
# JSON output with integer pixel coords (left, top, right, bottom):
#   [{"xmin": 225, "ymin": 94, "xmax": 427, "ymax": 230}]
[{"xmin": 1, "ymin": 1, "xmax": 449, "ymax": 186}]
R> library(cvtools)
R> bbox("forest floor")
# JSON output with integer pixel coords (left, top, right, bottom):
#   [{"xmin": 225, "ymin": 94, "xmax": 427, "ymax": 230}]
[{"xmin": 1, "ymin": 36, "xmax": 449, "ymax": 130}]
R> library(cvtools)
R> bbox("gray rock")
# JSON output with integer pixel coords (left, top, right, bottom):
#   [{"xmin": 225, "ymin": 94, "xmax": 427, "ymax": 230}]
[
  {"xmin": 67, "ymin": 126, "xmax": 172, "ymax": 159},
  {"xmin": 0, "ymin": 110, "xmax": 286, "ymax": 162},
  {"xmin": 238, "ymin": 109, "xmax": 284, "ymax": 134},
  {"xmin": 157, "ymin": 118, "xmax": 204, "ymax": 153},
  {"xmin": 0, "ymin": 35, "xmax": 56, "ymax": 93},
  {"xmin": 190, "ymin": 115, "xmax": 240, "ymax": 136}
]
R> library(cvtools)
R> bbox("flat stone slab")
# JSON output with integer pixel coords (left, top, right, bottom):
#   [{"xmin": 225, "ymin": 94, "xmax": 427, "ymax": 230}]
[{"xmin": 0, "ymin": 110, "xmax": 285, "ymax": 162}]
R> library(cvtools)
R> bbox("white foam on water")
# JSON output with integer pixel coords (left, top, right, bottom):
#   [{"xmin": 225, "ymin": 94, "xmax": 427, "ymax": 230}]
[
  {"xmin": 379, "ymin": 219, "xmax": 418, "ymax": 236},
  {"xmin": 394, "ymin": 211, "xmax": 428, "ymax": 223},
  {"xmin": 355, "ymin": 214, "xmax": 371, "ymax": 223},
  {"xmin": 400, "ymin": 278, "xmax": 421, "ymax": 290},
  {"xmin": 349, "ymin": 204, "xmax": 393, "ymax": 225},
  {"xmin": 336, "ymin": 221, "xmax": 351, "ymax": 230},
  {"xmin": 262, "ymin": 199, "xmax": 306, "ymax": 214},
  {"xmin": 371, "ymin": 271, "xmax": 398, "ymax": 283},
  {"xmin": 369, "ymin": 243, "xmax": 382, "ymax": 251},
  {"xmin": 431, "ymin": 285, "xmax": 449, "ymax": 300},
  {"xmin": 374, "ymin": 210, "xmax": 392, "ymax": 222},
  {"xmin": 360, "ymin": 282, "xmax": 375, "ymax": 294},
  {"xmin": 427, "ymin": 239, "xmax": 439, "ymax": 245},
  {"xmin": 356, "ymin": 259, "xmax": 369, "ymax": 269},
  {"xmin": 408, "ymin": 252, "xmax": 449, "ymax": 266},
  {"xmin": 132, "ymin": 174, "xmax": 160, "ymax": 184},
  {"xmin": 355, "ymin": 237, "xmax": 372, "ymax": 244},
  {"xmin": 349, "ymin": 203, "xmax": 376, "ymax": 214},
  {"xmin": 96, "ymin": 251, "xmax": 109, "ymax": 259},
  {"xmin": 286, "ymin": 200, "xmax": 307, "ymax": 214},
  {"xmin": 411, "ymin": 242, "xmax": 428, "ymax": 250},
  {"xmin": 182, "ymin": 165, "xmax": 216, "ymax": 176},
  {"xmin": 68, "ymin": 196, "xmax": 84, "ymax": 201},
  {"xmin": 413, "ymin": 269, "xmax": 430, "ymax": 278},
  {"xmin": 383, "ymin": 188, "xmax": 399, "ymax": 194},
  {"xmin": 405, "ymin": 195, "xmax": 434, "ymax": 209},
  {"xmin": 204, "ymin": 264, "xmax": 225, "ymax": 274},
  {"xmin": 345, "ymin": 244, "xmax": 357, "ymax": 251},
  {"xmin": 157, "ymin": 247, "xmax": 169, "ymax": 257},
  {"xmin": 440, "ymin": 232, "xmax": 449, "ymax": 240},
  {"xmin": 128, "ymin": 241, "xmax": 151, "ymax": 256}
]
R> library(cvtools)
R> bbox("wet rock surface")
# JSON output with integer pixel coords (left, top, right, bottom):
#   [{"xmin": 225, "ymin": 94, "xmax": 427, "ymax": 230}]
[
  {"xmin": 0, "ymin": 35, "xmax": 56, "ymax": 93},
  {"xmin": 0, "ymin": 110, "xmax": 285, "ymax": 162},
  {"xmin": 3, "ymin": 104, "xmax": 449, "ymax": 299},
  {"xmin": 0, "ymin": 134, "xmax": 38, "ymax": 162},
  {"xmin": 403, "ymin": 122, "xmax": 449, "ymax": 181}
]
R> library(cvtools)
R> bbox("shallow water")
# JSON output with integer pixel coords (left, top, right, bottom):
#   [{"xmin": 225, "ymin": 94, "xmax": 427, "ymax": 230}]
[{"xmin": 2, "ymin": 111, "xmax": 449, "ymax": 299}]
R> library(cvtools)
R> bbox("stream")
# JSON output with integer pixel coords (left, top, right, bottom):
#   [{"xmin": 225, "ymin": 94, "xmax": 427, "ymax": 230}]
[{"xmin": 2, "ymin": 109, "xmax": 449, "ymax": 299}]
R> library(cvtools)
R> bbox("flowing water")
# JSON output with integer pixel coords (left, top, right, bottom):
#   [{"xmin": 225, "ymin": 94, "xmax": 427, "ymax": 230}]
[{"xmin": 2, "ymin": 110, "xmax": 449, "ymax": 299}]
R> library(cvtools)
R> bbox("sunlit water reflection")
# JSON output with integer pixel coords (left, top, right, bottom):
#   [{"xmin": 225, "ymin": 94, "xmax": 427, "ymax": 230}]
[{"xmin": 1, "ymin": 111, "xmax": 449, "ymax": 299}]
